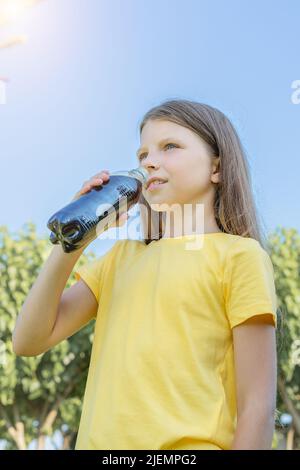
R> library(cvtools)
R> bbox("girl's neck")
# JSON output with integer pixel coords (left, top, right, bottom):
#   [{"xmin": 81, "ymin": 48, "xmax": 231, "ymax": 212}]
[{"xmin": 161, "ymin": 201, "xmax": 221, "ymax": 239}]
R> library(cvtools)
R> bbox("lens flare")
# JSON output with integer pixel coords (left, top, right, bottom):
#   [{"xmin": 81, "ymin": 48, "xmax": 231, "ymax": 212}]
[
  {"xmin": 0, "ymin": 0, "xmax": 42, "ymax": 26},
  {"xmin": 0, "ymin": 35, "xmax": 27, "ymax": 49}
]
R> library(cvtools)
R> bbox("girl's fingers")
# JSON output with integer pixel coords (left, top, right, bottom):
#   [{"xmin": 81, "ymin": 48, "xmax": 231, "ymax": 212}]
[
  {"xmin": 82, "ymin": 174, "xmax": 108, "ymax": 192},
  {"xmin": 72, "ymin": 170, "xmax": 110, "ymax": 201},
  {"xmin": 85, "ymin": 172, "xmax": 110, "ymax": 189},
  {"xmin": 89, "ymin": 178, "xmax": 102, "ymax": 186},
  {"xmin": 93, "ymin": 171, "xmax": 110, "ymax": 180}
]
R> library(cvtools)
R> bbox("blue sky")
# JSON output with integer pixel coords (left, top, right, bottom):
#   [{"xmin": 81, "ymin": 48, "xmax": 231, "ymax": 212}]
[{"xmin": 1, "ymin": 0, "xmax": 299, "ymax": 257}]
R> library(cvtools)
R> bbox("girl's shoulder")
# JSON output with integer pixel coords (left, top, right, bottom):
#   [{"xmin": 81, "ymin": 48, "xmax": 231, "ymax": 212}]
[
  {"xmin": 225, "ymin": 234, "xmax": 269, "ymax": 256},
  {"xmin": 223, "ymin": 235, "xmax": 274, "ymax": 276},
  {"xmin": 197, "ymin": 233, "xmax": 269, "ymax": 261}
]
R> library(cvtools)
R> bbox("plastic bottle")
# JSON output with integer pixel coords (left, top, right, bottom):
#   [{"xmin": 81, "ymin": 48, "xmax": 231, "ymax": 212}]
[{"xmin": 47, "ymin": 167, "xmax": 149, "ymax": 253}]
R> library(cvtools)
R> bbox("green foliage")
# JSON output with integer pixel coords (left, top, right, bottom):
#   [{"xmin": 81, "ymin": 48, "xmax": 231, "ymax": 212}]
[
  {"xmin": 269, "ymin": 228, "xmax": 300, "ymax": 383},
  {"xmin": 268, "ymin": 226, "xmax": 300, "ymax": 446},
  {"xmin": 0, "ymin": 222, "xmax": 97, "ymax": 449},
  {"xmin": 1, "ymin": 223, "xmax": 300, "ymax": 449}
]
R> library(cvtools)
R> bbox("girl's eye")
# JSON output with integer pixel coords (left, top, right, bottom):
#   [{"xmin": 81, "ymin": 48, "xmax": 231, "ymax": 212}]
[
  {"xmin": 164, "ymin": 143, "xmax": 177, "ymax": 151},
  {"xmin": 138, "ymin": 143, "xmax": 178, "ymax": 161}
]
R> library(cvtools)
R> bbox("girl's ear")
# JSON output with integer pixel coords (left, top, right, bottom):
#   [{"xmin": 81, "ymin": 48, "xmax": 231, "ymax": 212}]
[{"xmin": 211, "ymin": 156, "xmax": 220, "ymax": 184}]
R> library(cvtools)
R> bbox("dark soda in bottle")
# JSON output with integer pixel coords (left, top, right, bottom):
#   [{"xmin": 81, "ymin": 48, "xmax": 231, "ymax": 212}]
[{"xmin": 47, "ymin": 167, "xmax": 149, "ymax": 253}]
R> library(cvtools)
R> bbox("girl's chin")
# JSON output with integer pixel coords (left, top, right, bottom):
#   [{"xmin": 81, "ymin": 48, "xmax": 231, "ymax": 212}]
[
  {"xmin": 142, "ymin": 192, "xmax": 169, "ymax": 202},
  {"xmin": 142, "ymin": 190, "xmax": 178, "ymax": 209}
]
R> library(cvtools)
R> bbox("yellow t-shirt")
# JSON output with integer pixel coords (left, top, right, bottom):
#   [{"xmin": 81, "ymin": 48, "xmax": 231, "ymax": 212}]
[{"xmin": 73, "ymin": 233, "xmax": 278, "ymax": 450}]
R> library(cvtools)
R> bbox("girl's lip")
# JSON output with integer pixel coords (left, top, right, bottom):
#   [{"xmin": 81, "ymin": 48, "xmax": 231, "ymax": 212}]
[{"xmin": 147, "ymin": 181, "xmax": 167, "ymax": 191}]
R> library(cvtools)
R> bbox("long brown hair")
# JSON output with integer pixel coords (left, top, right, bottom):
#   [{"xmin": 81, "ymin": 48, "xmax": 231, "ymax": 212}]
[{"xmin": 137, "ymin": 99, "xmax": 269, "ymax": 250}]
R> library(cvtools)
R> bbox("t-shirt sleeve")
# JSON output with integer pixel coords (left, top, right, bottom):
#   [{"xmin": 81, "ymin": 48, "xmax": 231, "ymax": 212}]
[
  {"xmin": 74, "ymin": 241, "xmax": 121, "ymax": 303},
  {"xmin": 223, "ymin": 238, "xmax": 278, "ymax": 329}
]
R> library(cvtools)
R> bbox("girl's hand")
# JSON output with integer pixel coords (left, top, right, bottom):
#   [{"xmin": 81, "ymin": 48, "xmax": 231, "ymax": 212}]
[{"xmin": 71, "ymin": 170, "xmax": 129, "ymax": 228}]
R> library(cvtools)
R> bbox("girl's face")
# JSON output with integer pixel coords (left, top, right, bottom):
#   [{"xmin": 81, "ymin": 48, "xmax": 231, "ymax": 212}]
[{"xmin": 138, "ymin": 119, "xmax": 220, "ymax": 209}]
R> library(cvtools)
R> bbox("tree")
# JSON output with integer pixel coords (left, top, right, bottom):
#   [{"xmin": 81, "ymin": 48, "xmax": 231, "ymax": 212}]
[
  {"xmin": 268, "ymin": 227, "xmax": 300, "ymax": 449},
  {"xmin": 1, "ymin": 223, "xmax": 300, "ymax": 449},
  {"xmin": 0, "ymin": 222, "xmax": 96, "ymax": 449}
]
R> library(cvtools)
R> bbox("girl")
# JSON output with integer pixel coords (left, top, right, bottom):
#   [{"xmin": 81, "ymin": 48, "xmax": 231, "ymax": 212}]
[{"xmin": 13, "ymin": 99, "xmax": 278, "ymax": 450}]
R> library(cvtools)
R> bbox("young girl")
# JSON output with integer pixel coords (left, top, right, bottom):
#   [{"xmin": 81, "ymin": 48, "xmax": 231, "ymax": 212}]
[{"xmin": 13, "ymin": 99, "xmax": 278, "ymax": 450}]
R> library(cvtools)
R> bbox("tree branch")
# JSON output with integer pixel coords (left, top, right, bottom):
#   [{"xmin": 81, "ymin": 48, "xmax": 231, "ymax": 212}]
[
  {"xmin": 0, "ymin": 405, "xmax": 26, "ymax": 450},
  {"xmin": 278, "ymin": 375, "xmax": 300, "ymax": 436}
]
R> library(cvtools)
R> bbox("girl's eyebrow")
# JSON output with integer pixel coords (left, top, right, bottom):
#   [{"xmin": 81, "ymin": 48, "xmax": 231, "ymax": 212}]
[{"xmin": 136, "ymin": 137, "xmax": 183, "ymax": 157}]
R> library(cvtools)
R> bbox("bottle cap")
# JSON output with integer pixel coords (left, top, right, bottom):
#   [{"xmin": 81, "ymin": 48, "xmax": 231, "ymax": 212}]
[
  {"xmin": 130, "ymin": 166, "xmax": 149, "ymax": 183},
  {"xmin": 110, "ymin": 167, "xmax": 149, "ymax": 184}
]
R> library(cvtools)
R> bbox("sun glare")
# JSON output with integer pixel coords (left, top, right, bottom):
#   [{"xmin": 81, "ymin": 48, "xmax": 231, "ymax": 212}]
[{"xmin": 0, "ymin": 0, "xmax": 41, "ymax": 25}]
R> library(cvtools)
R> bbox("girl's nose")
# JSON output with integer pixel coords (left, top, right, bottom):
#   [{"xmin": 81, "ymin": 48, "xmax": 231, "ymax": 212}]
[{"xmin": 141, "ymin": 155, "xmax": 160, "ymax": 170}]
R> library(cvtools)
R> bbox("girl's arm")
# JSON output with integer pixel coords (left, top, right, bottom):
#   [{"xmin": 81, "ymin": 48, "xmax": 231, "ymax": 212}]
[
  {"xmin": 230, "ymin": 313, "xmax": 277, "ymax": 450},
  {"xmin": 13, "ymin": 171, "xmax": 128, "ymax": 357},
  {"xmin": 12, "ymin": 243, "xmax": 95, "ymax": 356}
]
